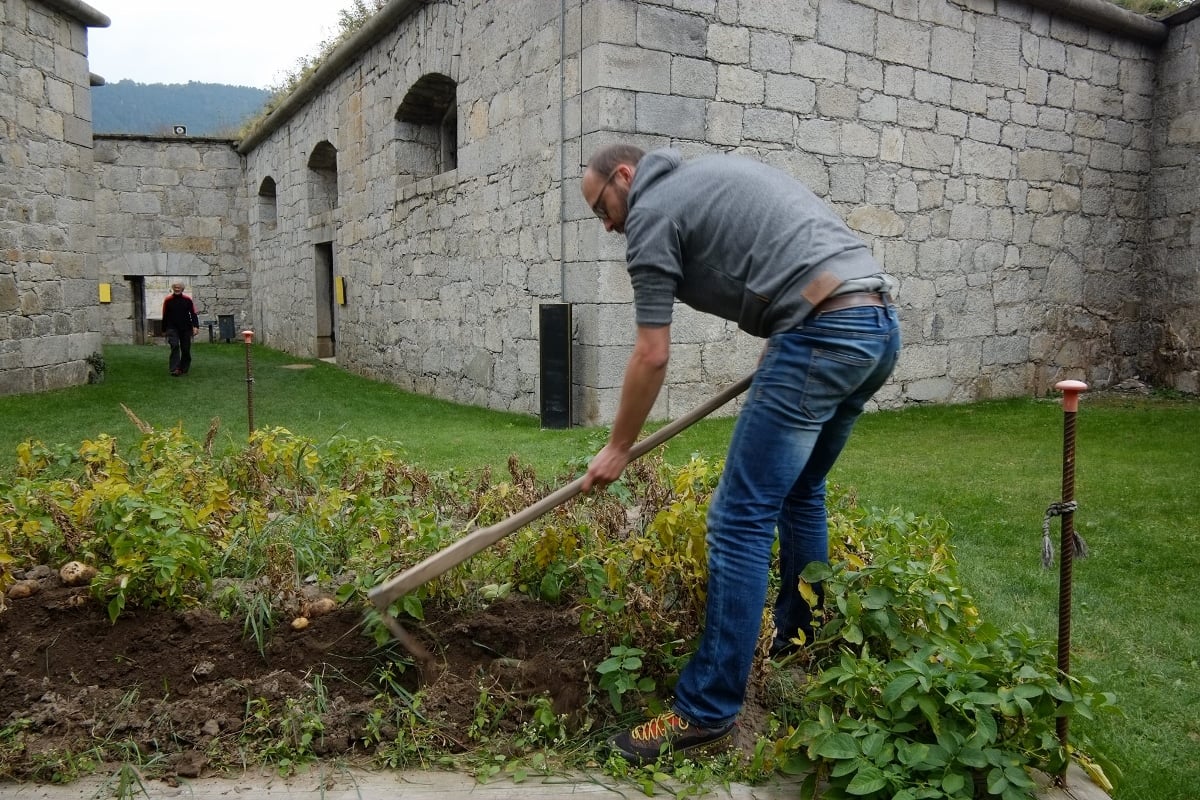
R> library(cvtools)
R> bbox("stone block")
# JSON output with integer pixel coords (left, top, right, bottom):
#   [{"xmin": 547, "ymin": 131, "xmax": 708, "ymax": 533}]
[
  {"xmin": 795, "ymin": 118, "xmax": 840, "ymax": 156},
  {"xmin": 716, "ymin": 64, "xmax": 765, "ymax": 103},
  {"xmin": 848, "ymin": 206, "xmax": 904, "ymax": 236},
  {"xmin": 583, "ymin": 44, "xmax": 676, "ymax": 94},
  {"xmin": 742, "ymin": 108, "xmax": 794, "ymax": 143},
  {"xmin": 902, "ymin": 130, "xmax": 954, "ymax": 170},
  {"xmin": 635, "ymin": 93, "xmax": 706, "ymax": 139},
  {"xmin": 830, "ymin": 162, "xmax": 866, "ymax": 202},
  {"xmin": 750, "ymin": 31, "xmax": 792, "ymax": 73},
  {"xmin": 898, "ymin": 343, "xmax": 949, "ymax": 379},
  {"xmin": 765, "ymin": 73, "xmax": 815, "ymax": 113},
  {"xmin": 816, "ymin": 84, "xmax": 857, "ymax": 118},
  {"xmin": 1046, "ymin": 74, "xmax": 1074, "ymax": 109},
  {"xmin": 973, "ymin": 15, "xmax": 1021, "ymax": 88},
  {"xmin": 817, "ymin": 0, "xmax": 875, "ymax": 55},
  {"xmin": 1075, "ymin": 84, "xmax": 1123, "ymax": 117},
  {"xmin": 706, "ymin": 24, "xmax": 749, "ymax": 64},
  {"xmin": 914, "ymin": 70, "xmax": 950, "ymax": 103},
  {"xmin": 884, "ymin": 65, "xmax": 914, "ymax": 96},
  {"xmin": 878, "ymin": 15, "xmax": 929, "ymax": 69},
  {"xmin": 841, "ymin": 123, "xmax": 880, "ymax": 157},
  {"xmin": 581, "ymin": 87, "xmax": 635, "ymax": 133},
  {"xmin": 931, "ymin": 27, "xmax": 973, "ymax": 80},
  {"xmin": 1026, "ymin": 129, "xmax": 1072, "ymax": 153},
  {"xmin": 859, "ymin": 93, "xmax": 897, "ymax": 123},
  {"xmin": 637, "ymin": 5, "xmax": 707, "ymax": 57},
  {"xmin": 950, "ymin": 81, "xmax": 987, "ymax": 114},
  {"xmin": 705, "ymin": 102, "xmax": 743, "ymax": 145},
  {"xmin": 583, "ymin": 0, "xmax": 636, "ymax": 47},
  {"xmin": 672, "ymin": 57, "xmax": 717, "ymax": 99},
  {"xmin": 62, "ymin": 114, "xmax": 89, "ymax": 147},
  {"xmin": 960, "ymin": 140, "xmax": 1012, "ymax": 178},
  {"xmin": 898, "ymin": 99, "xmax": 936, "ymax": 130},
  {"xmin": 845, "ymin": 55, "xmax": 882, "ymax": 91},
  {"xmin": 45, "ymin": 76, "xmax": 72, "ymax": 113},
  {"xmin": 1017, "ymin": 150, "xmax": 1064, "ymax": 181},
  {"xmin": 740, "ymin": 0, "xmax": 817, "ymax": 38},
  {"xmin": 792, "ymin": 41, "xmax": 846, "ymax": 83}
]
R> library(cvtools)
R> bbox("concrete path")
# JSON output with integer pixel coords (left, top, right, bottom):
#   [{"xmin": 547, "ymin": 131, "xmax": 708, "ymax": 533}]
[{"xmin": 0, "ymin": 764, "xmax": 1111, "ymax": 800}]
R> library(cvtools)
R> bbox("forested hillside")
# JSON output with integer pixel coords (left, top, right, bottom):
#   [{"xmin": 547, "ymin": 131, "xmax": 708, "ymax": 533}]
[{"xmin": 92, "ymin": 80, "xmax": 272, "ymax": 137}]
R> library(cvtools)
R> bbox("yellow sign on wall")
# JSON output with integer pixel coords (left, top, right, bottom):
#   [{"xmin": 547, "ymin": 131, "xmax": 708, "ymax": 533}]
[
  {"xmin": 98, "ymin": 283, "xmax": 112, "ymax": 303},
  {"xmin": 335, "ymin": 276, "xmax": 346, "ymax": 305}
]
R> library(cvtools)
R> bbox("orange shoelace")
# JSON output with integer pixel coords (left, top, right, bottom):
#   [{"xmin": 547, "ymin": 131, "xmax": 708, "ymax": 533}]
[{"xmin": 631, "ymin": 712, "xmax": 688, "ymax": 742}]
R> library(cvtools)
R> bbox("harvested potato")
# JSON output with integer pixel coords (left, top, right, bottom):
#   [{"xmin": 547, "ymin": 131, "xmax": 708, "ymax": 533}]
[
  {"xmin": 59, "ymin": 561, "xmax": 97, "ymax": 586},
  {"xmin": 303, "ymin": 597, "xmax": 337, "ymax": 618},
  {"xmin": 8, "ymin": 580, "xmax": 41, "ymax": 599},
  {"xmin": 290, "ymin": 616, "xmax": 310, "ymax": 630}
]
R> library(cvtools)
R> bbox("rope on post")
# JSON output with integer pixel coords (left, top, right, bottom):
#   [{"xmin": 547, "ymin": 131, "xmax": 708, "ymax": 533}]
[
  {"xmin": 1040, "ymin": 500, "xmax": 1086, "ymax": 569},
  {"xmin": 1050, "ymin": 378, "xmax": 1088, "ymax": 787}
]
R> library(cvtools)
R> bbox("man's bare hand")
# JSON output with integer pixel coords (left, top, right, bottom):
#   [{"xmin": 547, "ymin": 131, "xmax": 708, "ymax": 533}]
[{"xmin": 582, "ymin": 443, "xmax": 631, "ymax": 493}]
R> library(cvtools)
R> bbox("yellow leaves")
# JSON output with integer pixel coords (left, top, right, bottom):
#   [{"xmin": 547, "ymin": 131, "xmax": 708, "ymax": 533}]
[
  {"xmin": 534, "ymin": 526, "xmax": 579, "ymax": 570},
  {"xmin": 799, "ymin": 578, "xmax": 820, "ymax": 609},
  {"xmin": 1075, "ymin": 749, "xmax": 1115, "ymax": 793}
]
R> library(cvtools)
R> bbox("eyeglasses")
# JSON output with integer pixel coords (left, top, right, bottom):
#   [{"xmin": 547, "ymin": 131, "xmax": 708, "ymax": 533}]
[{"xmin": 589, "ymin": 167, "xmax": 620, "ymax": 221}]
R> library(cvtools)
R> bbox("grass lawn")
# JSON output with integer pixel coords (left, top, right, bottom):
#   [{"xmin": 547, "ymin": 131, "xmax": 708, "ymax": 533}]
[{"xmin": 2, "ymin": 343, "xmax": 1197, "ymax": 799}]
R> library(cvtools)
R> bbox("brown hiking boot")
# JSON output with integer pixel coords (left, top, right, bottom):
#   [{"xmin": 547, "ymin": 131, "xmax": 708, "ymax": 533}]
[{"xmin": 607, "ymin": 710, "xmax": 734, "ymax": 765}]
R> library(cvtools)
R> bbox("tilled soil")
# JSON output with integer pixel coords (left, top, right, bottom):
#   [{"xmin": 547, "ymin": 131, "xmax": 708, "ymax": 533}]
[{"xmin": 0, "ymin": 580, "xmax": 621, "ymax": 780}]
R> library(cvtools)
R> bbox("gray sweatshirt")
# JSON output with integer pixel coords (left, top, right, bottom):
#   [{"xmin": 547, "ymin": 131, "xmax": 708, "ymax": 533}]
[{"xmin": 624, "ymin": 149, "xmax": 883, "ymax": 337}]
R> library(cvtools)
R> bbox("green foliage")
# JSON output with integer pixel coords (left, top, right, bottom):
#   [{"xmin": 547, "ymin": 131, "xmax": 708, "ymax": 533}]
[
  {"xmin": 240, "ymin": 695, "xmax": 326, "ymax": 776},
  {"xmin": 764, "ymin": 503, "xmax": 1119, "ymax": 799},
  {"xmin": 1, "ymin": 415, "xmax": 1122, "ymax": 795},
  {"xmin": 596, "ymin": 646, "xmax": 656, "ymax": 713},
  {"xmin": 238, "ymin": 0, "xmax": 389, "ymax": 138},
  {"xmin": 1110, "ymin": 0, "xmax": 1194, "ymax": 18}
]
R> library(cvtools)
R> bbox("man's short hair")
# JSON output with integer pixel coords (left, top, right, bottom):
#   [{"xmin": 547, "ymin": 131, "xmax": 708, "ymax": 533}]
[{"xmin": 586, "ymin": 144, "xmax": 645, "ymax": 175}]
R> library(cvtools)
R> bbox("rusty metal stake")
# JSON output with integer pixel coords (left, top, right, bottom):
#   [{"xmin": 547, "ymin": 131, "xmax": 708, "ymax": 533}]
[
  {"xmin": 1053, "ymin": 379, "xmax": 1088, "ymax": 785},
  {"xmin": 242, "ymin": 330, "xmax": 256, "ymax": 437}
]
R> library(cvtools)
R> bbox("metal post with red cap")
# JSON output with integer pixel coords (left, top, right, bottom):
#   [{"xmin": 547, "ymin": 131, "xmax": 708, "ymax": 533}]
[
  {"xmin": 242, "ymin": 330, "xmax": 255, "ymax": 437},
  {"xmin": 1053, "ymin": 379, "xmax": 1088, "ymax": 784}
]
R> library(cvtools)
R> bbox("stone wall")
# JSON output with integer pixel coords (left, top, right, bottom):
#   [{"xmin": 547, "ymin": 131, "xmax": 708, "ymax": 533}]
[
  {"xmin": 226, "ymin": 0, "xmax": 1194, "ymax": 425},
  {"xmin": 0, "ymin": 0, "xmax": 105, "ymax": 395},
  {"xmin": 1149, "ymin": 7, "xmax": 1200, "ymax": 393},
  {"xmin": 567, "ymin": 0, "xmax": 1166, "ymax": 421},
  {"xmin": 93, "ymin": 135, "xmax": 251, "ymax": 343},
  {"xmin": 243, "ymin": 0, "xmax": 565, "ymax": 411}
]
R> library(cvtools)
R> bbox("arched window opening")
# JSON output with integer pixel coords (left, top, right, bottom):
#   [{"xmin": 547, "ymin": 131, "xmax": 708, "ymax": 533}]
[
  {"xmin": 257, "ymin": 176, "xmax": 278, "ymax": 226},
  {"xmin": 395, "ymin": 73, "xmax": 458, "ymax": 180},
  {"xmin": 308, "ymin": 141, "xmax": 339, "ymax": 215}
]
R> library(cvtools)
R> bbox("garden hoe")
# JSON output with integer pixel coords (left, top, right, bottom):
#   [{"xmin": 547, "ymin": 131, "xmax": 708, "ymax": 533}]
[{"xmin": 368, "ymin": 372, "xmax": 754, "ymax": 677}]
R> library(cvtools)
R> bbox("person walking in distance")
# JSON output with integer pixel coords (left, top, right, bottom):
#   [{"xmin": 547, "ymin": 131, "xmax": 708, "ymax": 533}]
[
  {"xmin": 162, "ymin": 281, "xmax": 199, "ymax": 376},
  {"xmin": 580, "ymin": 144, "xmax": 901, "ymax": 764}
]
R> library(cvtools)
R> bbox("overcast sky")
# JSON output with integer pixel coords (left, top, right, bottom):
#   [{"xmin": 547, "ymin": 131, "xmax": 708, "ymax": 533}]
[{"xmin": 87, "ymin": 0, "xmax": 350, "ymax": 89}]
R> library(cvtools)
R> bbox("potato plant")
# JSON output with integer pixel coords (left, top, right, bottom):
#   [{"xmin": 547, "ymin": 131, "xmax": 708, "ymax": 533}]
[{"xmin": 0, "ymin": 425, "xmax": 1117, "ymax": 797}]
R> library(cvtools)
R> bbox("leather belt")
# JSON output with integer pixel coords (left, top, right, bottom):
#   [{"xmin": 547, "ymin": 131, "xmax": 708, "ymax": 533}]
[{"xmin": 812, "ymin": 291, "xmax": 889, "ymax": 315}]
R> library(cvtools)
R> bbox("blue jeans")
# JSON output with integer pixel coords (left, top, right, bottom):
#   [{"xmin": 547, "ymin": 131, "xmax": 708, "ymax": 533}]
[{"xmin": 672, "ymin": 304, "xmax": 901, "ymax": 728}]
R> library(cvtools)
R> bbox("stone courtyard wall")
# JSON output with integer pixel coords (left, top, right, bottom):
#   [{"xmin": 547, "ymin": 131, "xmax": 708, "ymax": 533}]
[
  {"xmin": 92, "ymin": 135, "xmax": 251, "ymax": 343},
  {"xmin": 242, "ymin": 0, "xmax": 565, "ymax": 411},
  {"xmin": 1148, "ymin": 7, "xmax": 1200, "ymax": 393},
  {"xmin": 0, "ymin": 0, "xmax": 105, "ymax": 395},
  {"xmin": 236, "ymin": 0, "xmax": 1186, "ymax": 425},
  {"xmin": 567, "ymin": 0, "xmax": 1168, "ymax": 421}
]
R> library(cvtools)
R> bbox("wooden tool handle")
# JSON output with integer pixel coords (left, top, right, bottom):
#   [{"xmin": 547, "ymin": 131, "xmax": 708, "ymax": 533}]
[{"xmin": 368, "ymin": 372, "xmax": 753, "ymax": 611}]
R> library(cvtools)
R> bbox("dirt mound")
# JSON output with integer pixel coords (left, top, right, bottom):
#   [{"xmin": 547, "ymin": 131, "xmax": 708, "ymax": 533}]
[{"xmin": 0, "ymin": 583, "xmax": 615, "ymax": 779}]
